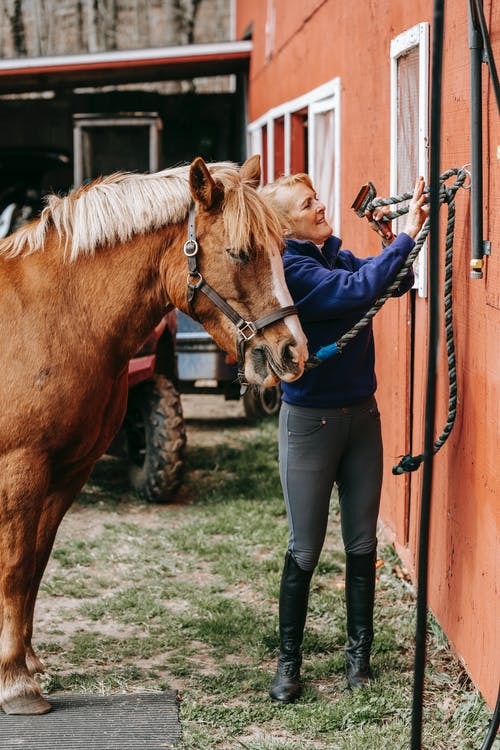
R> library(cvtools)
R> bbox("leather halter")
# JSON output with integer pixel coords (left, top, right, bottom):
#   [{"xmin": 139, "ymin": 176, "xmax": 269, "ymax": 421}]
[{"xmin": 183, "ymin": 203, "xmax": 297, "ymax": 388}]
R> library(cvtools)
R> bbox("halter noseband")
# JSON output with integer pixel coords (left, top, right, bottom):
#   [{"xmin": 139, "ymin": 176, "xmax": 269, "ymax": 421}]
[{"xmin": 183, "ymin": 203, "xmax": 297, "ymax": 389}]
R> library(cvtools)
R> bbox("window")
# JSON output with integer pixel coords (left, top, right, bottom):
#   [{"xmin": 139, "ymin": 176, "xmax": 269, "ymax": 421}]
[
  {"xmin": 247, "ymin": 78, "xmax": 341, "ymax": 234},
  {"xmin": 290, "ymin": 109, "xmax": 308, "ymax": 174},
  {"xmin": 273, "ymin": 116, "xmax": 285, "ymax": 179},
  {"xmin": 390, "ymin": 23, "xmax": 430, "ymax": 297},
  {"xmin": 73, "ymin": 112, "xmax": 162, "ymax": 186}
]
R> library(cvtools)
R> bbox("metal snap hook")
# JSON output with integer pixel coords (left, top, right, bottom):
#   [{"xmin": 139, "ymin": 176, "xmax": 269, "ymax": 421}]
[{"xmin": 460, "ymin": 163, "xmax": 472, "ymax": 190}]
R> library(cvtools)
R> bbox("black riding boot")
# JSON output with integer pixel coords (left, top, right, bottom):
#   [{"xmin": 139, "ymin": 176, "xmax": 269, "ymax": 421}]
[
  {"xmin": 345, "ymin": 549, "xmax": 376, "ymax": 689},
  {"xmin": 269, "ymin": 552, "xmax": 313, "ymax": 703}
]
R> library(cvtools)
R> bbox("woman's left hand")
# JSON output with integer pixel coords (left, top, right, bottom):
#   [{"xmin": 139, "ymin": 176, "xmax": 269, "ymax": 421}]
[{"xmin": 403, "ymin": 176, "xmax": 430, "ymax": 239}]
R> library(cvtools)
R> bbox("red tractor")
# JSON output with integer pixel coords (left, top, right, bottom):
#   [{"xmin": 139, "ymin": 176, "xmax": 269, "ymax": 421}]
[{"xmin": 111, "ymin": 313, "xmax": 187, "ymax": 504}]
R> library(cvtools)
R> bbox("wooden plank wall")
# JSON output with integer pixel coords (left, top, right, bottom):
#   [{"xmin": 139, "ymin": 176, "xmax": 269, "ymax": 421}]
[{"xmin": 237, "ymin": 0, "xmax": 500, "ymax": 708}]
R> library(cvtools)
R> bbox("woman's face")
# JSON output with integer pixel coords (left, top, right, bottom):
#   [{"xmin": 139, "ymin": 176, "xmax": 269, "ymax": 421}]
[{"xmin": 284, "ymin": 182, "xmax": 332, "ymax": 245}]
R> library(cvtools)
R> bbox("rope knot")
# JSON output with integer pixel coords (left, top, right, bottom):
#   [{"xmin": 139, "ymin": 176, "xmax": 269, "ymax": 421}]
[{"xmin": 441, "ymin": 184, "xmax": 454, "ymax": 205}]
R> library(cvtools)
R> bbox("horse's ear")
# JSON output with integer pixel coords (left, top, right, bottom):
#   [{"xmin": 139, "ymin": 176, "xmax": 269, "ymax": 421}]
[
  {"xmin": 189, "ymin": 157, "xmax": 224, "ymax": 210},
  {"xmin": 240, "ymin": 155, "xmax": 261, "ymax": 188}
]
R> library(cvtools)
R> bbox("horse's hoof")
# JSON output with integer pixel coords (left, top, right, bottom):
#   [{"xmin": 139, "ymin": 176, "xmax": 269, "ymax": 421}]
[{"xmin": 1, "ymin": 693, "xmax": 52, "ymax": 715}]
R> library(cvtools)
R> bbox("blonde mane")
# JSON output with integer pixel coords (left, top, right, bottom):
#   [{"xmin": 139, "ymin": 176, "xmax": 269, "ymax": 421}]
[
  {"xmin": 0, "ymin": 161, "xmax": 282, "ymax": 262},
  {"xmin": 216, "ymin": 167, "xmax": 284, "ymax": 256}
]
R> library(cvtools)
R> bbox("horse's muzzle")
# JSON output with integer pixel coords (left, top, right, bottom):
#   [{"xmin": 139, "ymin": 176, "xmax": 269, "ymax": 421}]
[{"xmin": 249, "ymin": 340, "xmax": 304, "ymax": 386}]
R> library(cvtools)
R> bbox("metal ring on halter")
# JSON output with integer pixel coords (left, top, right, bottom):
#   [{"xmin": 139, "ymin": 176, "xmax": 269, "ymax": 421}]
[
  {"xmin": 460, "ymin": 163, "xmax": 472, "ymax": 190},
  {"xmin": 237, "ymin": 320, "xmax": 257, "ymax": 341},
  {"xmin": 187, "ymin": 271, "xmax": 203, "ymax": 288},
  {"xmin": 184, "ymin": 239, "xmax": 199, "ymax": 256}
]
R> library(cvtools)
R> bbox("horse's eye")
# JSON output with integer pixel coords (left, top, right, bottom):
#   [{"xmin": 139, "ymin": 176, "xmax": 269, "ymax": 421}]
[{"xmin": 225, "ymin": 247, "xmax": 250, "ymax": 264}]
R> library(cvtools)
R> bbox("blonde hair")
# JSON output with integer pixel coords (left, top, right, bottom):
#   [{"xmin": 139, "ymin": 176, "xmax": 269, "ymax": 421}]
[{"xmin": 260, "ymin": 173, "xmax": 314, "ymax": 232}]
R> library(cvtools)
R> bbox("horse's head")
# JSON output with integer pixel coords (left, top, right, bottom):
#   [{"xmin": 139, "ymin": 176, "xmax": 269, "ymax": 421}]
[{"xmin": 166, "ymin": 156, "xmax": 308, "ymax": 387}]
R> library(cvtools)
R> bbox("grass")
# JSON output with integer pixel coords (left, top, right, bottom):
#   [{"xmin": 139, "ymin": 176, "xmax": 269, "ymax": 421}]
[{"xmin": 35, "ymin": 413, "xmax": 497, "ymax": 750}]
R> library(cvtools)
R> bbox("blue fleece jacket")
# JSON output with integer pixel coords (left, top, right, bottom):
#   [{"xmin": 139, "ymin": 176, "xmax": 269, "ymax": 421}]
[{"xmin": 281, "ymin": 233, "xmax": 415, "ymax": 408}]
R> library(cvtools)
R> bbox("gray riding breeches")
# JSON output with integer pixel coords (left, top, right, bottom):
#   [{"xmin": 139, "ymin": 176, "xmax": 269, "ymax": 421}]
[{"xmin": 278, "ymin": 397, "xmax": 383, "ymax": 571}]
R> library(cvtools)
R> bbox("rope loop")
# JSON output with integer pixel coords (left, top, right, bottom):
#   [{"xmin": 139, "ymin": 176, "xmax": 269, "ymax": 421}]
[
  {"xmin": 366, "ymin": 168, "xmax": 466, "ymax": 226},
  {"xmin": 305, "ymin": 167, "xmax": 470, "ymax": 472}
]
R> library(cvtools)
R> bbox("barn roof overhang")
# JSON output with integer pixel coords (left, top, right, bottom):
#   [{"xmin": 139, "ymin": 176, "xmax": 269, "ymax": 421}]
[{"xmin": 0, "ymin": 40, "xmax": 252, "ymax": 95}]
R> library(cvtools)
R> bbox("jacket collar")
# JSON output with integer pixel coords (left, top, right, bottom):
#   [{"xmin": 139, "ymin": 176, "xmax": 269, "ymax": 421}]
[{"xmin": 284, "ymin": 235, "xmax": 342, "ymax": 267}]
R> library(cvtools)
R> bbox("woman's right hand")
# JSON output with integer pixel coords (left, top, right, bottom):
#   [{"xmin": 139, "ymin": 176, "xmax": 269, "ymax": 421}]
[{"xmin": 403, "ymin": 176, "xmax": 430, "ymax": 239}]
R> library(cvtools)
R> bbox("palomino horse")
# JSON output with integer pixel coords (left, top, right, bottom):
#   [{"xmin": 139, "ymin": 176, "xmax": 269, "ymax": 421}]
[{"xmin": 0, "ymin": 155, "xmax": 307, "ymax": 715}]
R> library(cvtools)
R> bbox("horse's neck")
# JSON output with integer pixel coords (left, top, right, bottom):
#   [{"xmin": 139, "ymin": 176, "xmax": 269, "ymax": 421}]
[{"xmin": 68, "ymin": 232, "xmax": 178, "ymax": 363}]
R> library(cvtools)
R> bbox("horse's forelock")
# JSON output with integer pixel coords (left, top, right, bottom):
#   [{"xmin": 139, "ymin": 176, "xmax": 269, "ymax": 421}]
[
  {"xmin": 220, "ymin": 180, "xmax": 283, "ymax": 258},
  {"xmin": 205, "ymin": 163, "xmax": 283, "ymax": 256}
]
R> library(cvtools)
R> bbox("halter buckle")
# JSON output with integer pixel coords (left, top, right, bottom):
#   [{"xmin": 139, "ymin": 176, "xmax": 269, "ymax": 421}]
[
  {"xmin": 237, "ymin": 320, "xmax": 257, "ymax": 341},
  {"xmin": 184, "ymin": 238, "xmax": 198, "ymax": 256}
]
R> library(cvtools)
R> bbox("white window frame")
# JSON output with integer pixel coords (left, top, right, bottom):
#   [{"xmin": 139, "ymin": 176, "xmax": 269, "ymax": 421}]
[
  {"xmin": 390, "ymin": 23, "xmax": 430, "ymax": 297},
  {"xmin": 247, "ymin": 77, "xmax": 341, "ymax": 235}
]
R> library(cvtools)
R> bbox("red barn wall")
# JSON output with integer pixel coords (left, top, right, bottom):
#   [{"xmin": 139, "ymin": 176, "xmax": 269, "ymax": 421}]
[{"xmin": 237, "ymin": 0, "xmax": 499, "ymax": 708}]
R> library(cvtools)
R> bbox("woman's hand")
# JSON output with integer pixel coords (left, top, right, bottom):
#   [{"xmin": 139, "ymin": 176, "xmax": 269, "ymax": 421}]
[
  {"xmin": 364, "ymin": 205, "xmax": 395, "ymax": 245},
  {"xmin": 403, "ymin": 176, "xmax": 430, "ymax": 239}
]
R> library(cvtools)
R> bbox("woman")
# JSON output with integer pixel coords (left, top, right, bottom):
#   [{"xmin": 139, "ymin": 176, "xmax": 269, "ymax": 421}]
[{"xmin": 260, "ymin": 174, "xmax": 429, "ymax": 702}]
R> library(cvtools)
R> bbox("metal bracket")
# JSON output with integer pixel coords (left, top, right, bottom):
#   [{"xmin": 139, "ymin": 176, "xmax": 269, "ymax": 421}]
[{"xmin": 483, "ymin": 240, "xmax": 491, "ymax": 256}]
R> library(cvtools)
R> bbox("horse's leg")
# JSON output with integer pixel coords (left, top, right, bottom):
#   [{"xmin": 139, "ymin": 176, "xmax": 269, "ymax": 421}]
[
  {"xmin": 0, "ymin": 448, "xmax": 52, "ymax": 715},
  {"xmin": 24, "ymin": 470, "xmax": 92, "ymax": 677}
]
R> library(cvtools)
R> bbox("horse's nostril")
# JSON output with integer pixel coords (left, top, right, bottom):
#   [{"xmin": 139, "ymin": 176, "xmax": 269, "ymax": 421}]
[
  {"xmin": 251, "ymin": 346, "xmax": 268, "ymax": 378},
  {"xmin": 281, "ymin": 341, "xmax": 298, "ymax": 372}
]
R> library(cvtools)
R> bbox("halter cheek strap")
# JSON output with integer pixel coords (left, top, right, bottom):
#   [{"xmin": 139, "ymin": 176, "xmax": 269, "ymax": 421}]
[{"xmin": 183, "ymin": 203, "xmax": 297, "ymax": 387}]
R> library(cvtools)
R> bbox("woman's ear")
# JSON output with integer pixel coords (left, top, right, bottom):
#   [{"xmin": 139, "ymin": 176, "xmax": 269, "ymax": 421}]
[{"xmin": 284, "ymin": 228, "xmax": 293, "ymax": 237}]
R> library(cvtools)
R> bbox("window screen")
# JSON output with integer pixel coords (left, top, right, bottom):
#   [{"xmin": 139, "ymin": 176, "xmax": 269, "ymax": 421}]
[
  {"xmin": 391, "ymin": 23, "xmax": 429, "ymax": 296},
  {"xmin": 397, "ymin": 48, "xmax": 420, "ymax": 201}
]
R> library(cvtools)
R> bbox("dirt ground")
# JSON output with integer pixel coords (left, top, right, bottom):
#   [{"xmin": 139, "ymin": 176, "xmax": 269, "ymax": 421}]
[
  {"xmin": 179, "ymin": 392, "xmax": 265, "ymax": 446},
  {"xmin": 181, "ymin": 392, "xmax": 247, "ymax": 438},
  {"xmin": 182, "ymin": 393, "xmax": 246, "ymax": 422}
]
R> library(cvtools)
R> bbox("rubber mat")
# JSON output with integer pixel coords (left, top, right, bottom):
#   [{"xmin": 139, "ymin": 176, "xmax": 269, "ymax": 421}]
[{"xmin": 0, "ymin": 691, "xmax": 181, "ymax": 750}]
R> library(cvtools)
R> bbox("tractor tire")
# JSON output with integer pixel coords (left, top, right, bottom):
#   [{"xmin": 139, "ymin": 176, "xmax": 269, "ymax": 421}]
[
  {"xmin": 124, "ymin": 374, "xmax": 186, "ymax": 503},
  {"xmin": 242, "ymin": 384, "xmax": 282, "ymax": 420}
]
